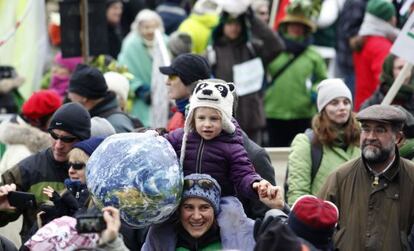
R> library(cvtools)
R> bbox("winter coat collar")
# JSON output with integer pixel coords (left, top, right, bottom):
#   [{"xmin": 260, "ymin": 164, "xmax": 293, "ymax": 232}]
[
  {"xmin": 89, "ymin": 91, "xmax": 120, "ymax": 117},
  {"xmin": 362, "ymin": 148, "xmax": 400, "ymax": 182},
  {"xmin": 280, "ymin": 32, "xmax": 311, "ymax": 56},
  {"xmin": 0, "ymin": 115, "xmax": 51, "ymax": 153}
]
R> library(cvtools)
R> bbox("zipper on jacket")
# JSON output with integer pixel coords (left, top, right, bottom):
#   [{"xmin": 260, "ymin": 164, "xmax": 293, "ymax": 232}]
[{"xmin": 196, "ymin": 138, "xmax": 205, "ymax": 173}]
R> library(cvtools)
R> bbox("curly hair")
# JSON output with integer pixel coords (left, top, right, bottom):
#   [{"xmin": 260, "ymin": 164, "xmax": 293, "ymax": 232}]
[{"xmin": 311, "ymin": 111, "xmax": 360, "ymax": 147}]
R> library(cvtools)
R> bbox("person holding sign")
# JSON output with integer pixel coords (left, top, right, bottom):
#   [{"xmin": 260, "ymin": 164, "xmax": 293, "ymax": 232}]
[{"xmin": 205, "ymin": 4, "xmax": 284, "ymax": 144}]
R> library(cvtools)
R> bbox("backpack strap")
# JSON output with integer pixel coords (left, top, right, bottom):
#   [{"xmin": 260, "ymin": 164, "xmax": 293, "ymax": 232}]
[
  {"xmin": 266, "ymin": 48, "xmax": 307, "ymax": 90},
  {"xmin": 304, "ymin": 128, "xmax": 323, "ymax": 185}
]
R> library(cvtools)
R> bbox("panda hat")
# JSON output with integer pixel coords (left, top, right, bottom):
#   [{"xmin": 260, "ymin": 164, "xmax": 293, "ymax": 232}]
[{"xmin": 180, "ymin": 79, "xmax": 236, "ymax": 165}]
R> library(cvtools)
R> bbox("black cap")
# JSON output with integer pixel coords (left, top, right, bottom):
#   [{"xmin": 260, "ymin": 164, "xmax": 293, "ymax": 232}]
[
  {"xmin": 48, "ymin": 102, "xmax": 91, "ymax": 140},
  {"xmin": 69, "ymin": 64, "xmax": 108, "ymax": 99},
  {"xmin": 159, "ymin": 53, "xmax": 211, "ymax": 86}
]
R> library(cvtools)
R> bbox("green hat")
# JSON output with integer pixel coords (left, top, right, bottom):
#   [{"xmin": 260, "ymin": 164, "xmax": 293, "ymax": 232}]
[
  {"xmin": 366, "ymin": 0, "xmax": 396, "ymax": 22},
  {"xmin": 279, "ymin": 0, "xmax": 321, "ymax": 33}
]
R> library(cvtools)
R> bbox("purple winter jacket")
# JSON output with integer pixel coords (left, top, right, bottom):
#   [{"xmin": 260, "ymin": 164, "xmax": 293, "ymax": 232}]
[{"xmin": 166, "ymin": 126, "xmax": 262, "ymax": 199}]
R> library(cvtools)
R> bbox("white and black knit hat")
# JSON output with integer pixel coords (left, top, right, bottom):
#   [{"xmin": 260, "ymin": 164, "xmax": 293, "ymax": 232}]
[
  {"xmin": 185, "ymin": 79, "xmax": 235, "ymax": 133},
  {"xmin": 180, "ymin": 79, "xmax": 235, "ymax": 165},
  {"xmin": 317, "ymin": 78, "xmax": 353, "ymax": 112}
]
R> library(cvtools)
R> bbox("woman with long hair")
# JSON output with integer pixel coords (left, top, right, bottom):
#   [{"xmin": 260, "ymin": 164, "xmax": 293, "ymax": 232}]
[{"xmin": 286, "ymin": 79, "xmax": 361, "ymax": 205}]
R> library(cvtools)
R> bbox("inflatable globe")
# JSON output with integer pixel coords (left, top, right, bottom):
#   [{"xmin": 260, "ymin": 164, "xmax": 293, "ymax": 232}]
[{"xmin": 86, "ymin": 131, "xmax": 183, "ymax": 228}]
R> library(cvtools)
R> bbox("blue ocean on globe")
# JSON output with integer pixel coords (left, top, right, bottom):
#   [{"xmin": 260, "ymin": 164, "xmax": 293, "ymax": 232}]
[{"xmin": 86, "ymin": 131, "xmax": 183, "ymax": 228}]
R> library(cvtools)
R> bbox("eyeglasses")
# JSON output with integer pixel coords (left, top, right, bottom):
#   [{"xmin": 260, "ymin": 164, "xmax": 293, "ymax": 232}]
[
  {"xmin": 183, "ymin": 179, "xmax": 215, "ymax": 190},
  {"xmin": 68, "ymin": 162, "xmax": 86, "ymax": 170},
  {"xmin": 361, "ymin": 126, "xmax": 388, "ymax": 135},
  {"xmin": 49, "ymin": 130, "xmax": 78, "ymax": 143}
]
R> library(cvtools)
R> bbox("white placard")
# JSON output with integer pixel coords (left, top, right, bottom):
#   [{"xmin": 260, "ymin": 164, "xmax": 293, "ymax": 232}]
[
  {"xmin": 391, "ymin": 13, "xmax": 414, "ymax": 64},
  {"xmin": 232, "ymin": 57, "xmax": 264, "ymax": 96}
]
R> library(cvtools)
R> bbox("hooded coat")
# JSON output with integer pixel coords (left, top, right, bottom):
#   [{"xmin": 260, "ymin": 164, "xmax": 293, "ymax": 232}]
[
  {"xmin": 208, "ymin": 13, "xmax": 284, "ymax": 137},
  {"xmin": 0, "ymin": 116, "xmax": 51, "ymax": 174}
]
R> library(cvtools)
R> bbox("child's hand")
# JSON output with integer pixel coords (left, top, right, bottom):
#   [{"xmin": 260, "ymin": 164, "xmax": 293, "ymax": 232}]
[
  {"xmin": 43, "ymin": 186, "xmax": 55, "ymax": 198},
  {"xmin": 252, "ymin": 179, "xmax": 272, "ymax": 198},
  {"xmin": 259, "ymin": 186, "xmax": 285, "ymax": 209}
]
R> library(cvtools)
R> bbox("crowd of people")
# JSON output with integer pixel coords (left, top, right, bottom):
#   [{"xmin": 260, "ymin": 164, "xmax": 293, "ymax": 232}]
[{"xmin": 1, "ymin": 0, "xmax": 414, "ymax": 250}]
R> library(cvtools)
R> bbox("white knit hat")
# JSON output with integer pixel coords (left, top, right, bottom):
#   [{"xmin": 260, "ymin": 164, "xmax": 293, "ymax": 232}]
[
  {"xmin": 104, "ymin": 71, "xmax": 130, "ymax": 102},
  {"xmin": 317, "ymin": 79, "xmax": 352, "ymax": 112},
  {"xmin": 180, "ymin": 79, "xmax": 235, "ymax": 165}
]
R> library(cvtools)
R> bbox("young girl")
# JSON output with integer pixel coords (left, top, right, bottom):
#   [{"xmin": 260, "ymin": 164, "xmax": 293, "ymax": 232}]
[{"xmin": 166, "ymin": 79, "xmax": 273, "ymax": 199}]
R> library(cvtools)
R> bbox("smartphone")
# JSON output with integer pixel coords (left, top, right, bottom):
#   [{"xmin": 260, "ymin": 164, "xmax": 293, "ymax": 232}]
[
  {"xmin": 76, "ymin": 213, "xmax": 107, "ymax": 233},
  {"xmin": 7, "ymin": 191, "xmax": 36, "ymax": 209}
]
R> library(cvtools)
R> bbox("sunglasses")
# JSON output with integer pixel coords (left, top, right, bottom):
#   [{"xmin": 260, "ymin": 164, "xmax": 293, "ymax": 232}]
[
  {"xmin": 68, "ymin": 162, "xmax": 86, "ymax": 170},
  {"xmin": 183, "ymin": 179, "xmax": 215, "ymax": 190},
  {"xmin": 49, "ymin": 130, "xmax": 78, "ymax": 143},
  {"xmin": 168, "ymin": 75, "xmax": 179, "ymax": 81}
]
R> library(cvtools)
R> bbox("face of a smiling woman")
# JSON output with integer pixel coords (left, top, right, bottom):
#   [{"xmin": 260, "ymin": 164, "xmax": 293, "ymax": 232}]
[{"xmin": 180, "ymin": 197, "xmax": 215, "ymax": 238}]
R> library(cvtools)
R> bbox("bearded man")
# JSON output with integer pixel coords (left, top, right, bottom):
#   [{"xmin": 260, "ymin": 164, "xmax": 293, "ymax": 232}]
[{"xmin": 318, "ymin": 104, "xmax": 414, "ymax": 251}]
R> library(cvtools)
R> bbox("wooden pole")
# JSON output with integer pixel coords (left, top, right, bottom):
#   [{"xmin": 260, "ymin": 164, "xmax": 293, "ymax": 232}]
[
  {"xmin": 80, "ymin": 0, "xmax": 89, "ymax": 63},
  {"xmin": 381, "ymin": 62, "xmax": 413, "ymax": 105},
  {"xmin": 269, "ymin": 0, "xmax": 280, "ymax": 29}
]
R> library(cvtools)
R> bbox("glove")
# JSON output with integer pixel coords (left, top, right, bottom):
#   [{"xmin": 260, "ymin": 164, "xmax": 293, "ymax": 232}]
[{"xmin": 135, "ymin": 85, "xmax": 151, "ymax": 105}]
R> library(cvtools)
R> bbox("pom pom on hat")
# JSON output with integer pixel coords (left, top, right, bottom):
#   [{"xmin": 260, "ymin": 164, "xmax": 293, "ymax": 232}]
[
  {"xmin": 104, "ymin": 71, "xmax": 130, "ymax": 102},
  {"xmin": 317, "ymin": 78, "xmax": 352, "ymax": 112},
  {"xmin": 22, "ymin": 90, "xmax": 62, "ymax": 120},
  {"xmin": 288, "ymin": 195, "xmax": 339, "ymax": 250}
]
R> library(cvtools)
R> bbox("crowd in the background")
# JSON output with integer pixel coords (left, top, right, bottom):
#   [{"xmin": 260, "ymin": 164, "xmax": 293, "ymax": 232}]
[{"xmin": 0, "ymin": 0, "xmax": 414, "ymax": 250}]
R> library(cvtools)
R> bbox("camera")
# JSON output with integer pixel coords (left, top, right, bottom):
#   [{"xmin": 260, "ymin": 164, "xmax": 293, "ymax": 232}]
[{"xmin": 75, "ymin": 208, "xmax": 107, "ymax": 233}]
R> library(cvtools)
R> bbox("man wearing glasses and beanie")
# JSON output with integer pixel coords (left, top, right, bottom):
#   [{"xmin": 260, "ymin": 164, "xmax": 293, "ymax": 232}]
[{"xmin": 0, "ymin": 102, "xmax": 91, "ymax": 243}]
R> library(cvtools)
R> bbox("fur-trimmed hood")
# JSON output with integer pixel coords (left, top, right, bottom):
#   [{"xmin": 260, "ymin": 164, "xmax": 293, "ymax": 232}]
[{"xmin": 0, "ymin": 118, "xmax": 51, "ymax": 153}]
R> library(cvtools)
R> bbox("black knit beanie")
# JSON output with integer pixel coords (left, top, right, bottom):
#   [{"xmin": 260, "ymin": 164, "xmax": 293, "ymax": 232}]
[
  {"xmin": 48, "ymin": 102, "xmax": 91, "ymax": 140},
  {"xmin": 69, "ymin": 64, "xmax": 108, "ymax": 99}
]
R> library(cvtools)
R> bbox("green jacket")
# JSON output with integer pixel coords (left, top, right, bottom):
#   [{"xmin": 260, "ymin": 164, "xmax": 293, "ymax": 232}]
[
  {"xmin": 287, "ymin": 133, "xmax": 360, "ymax": 205},
  {"xmin": 265, "ymin": 47, "xmax": 327, "ymax": 120},
  {"xmin": 0, "ymin": 148, "xmax": 68, "ymax": 242}
]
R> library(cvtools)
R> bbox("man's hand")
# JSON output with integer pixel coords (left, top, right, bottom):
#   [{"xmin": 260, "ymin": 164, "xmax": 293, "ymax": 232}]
[
  {"xmin": 258, "ymin": 186, "xmax": 285, "ymax": 210},
  {"xmin": 99, "ymin": 206, "xmax": 121, "ymax": 245},
  {"xmin": 0, "ymin": 184, "xmax": 17, "ymax": 210}
]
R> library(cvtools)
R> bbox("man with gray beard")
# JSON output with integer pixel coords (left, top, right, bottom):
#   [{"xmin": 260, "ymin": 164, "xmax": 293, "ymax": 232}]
[{"xmin": 318, "ymin": 104, "xmax": 414, "ymax": 251}]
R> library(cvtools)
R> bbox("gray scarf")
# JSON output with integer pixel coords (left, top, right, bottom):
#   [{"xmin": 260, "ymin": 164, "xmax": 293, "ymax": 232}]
[{"xmin": 358, "ymin": 13, "xmax": 399, "ymax": 40}]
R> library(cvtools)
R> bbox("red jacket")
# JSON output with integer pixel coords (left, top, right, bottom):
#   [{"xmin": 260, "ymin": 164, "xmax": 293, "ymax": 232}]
[{"xmin": 353, "ymin": 36, "xmax": 392, "ymax": 111}]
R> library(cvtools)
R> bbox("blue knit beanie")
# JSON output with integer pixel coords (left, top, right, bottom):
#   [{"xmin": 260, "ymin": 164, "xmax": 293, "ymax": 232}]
[
  {"xmin": 73, "ymin": 137, "xmax": 105, "ymax": 156},
  {"xmin": 182, "ymin": 173, "xmax": 221, "ymax": 214}
]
